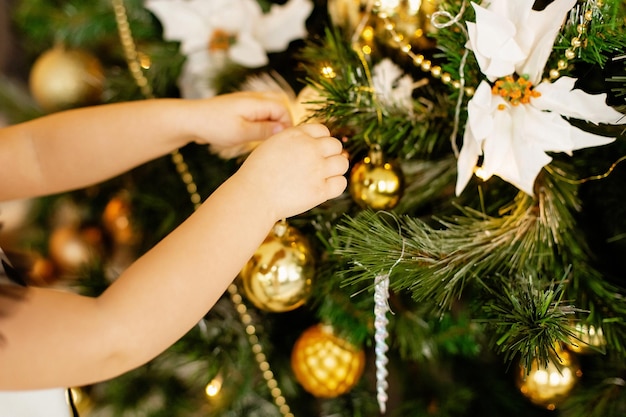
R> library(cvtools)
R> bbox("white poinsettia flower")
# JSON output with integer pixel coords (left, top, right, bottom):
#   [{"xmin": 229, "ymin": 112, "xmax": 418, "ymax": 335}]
[
  {"xmin": 466, "ymin": 0, "xmax": 577, "ymax": 84},
  {"xmin": 145, "ymin": 0, "xmax": 313, "ymax": 97},
  {"xmin": 456, "ymin": 0, "xmax": 626, "ymax": 196},
  {"xmin": 372, "ymin": 58, "xmax": 416, "ymax": 112}
]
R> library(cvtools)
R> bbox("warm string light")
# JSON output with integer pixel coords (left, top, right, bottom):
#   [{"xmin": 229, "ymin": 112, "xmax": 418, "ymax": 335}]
[{"xmin": 111, "ymin": 2, "xmax": 292, "ymax": 416}]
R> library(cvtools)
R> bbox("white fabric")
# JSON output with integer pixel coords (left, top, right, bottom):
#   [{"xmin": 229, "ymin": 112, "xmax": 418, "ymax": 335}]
[{"xmin": 0, "ymin": 389, "xmax": 72, "ymax": 417}]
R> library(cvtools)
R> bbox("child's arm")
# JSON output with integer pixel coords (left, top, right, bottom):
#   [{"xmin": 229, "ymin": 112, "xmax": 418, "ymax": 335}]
[
  {"xmin": 0, "ymin": 91, "xmax": 291, "ymax": 201},
  {"xmin": 0, "ymin": 123, "xmax": 348, "ymax": 390}
]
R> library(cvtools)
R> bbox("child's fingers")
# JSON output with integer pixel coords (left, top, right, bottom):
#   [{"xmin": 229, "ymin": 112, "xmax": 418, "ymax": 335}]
[
  {"xmin": 325, "ymin": 153, "xmax": 350, "ymax": 177},
  {"xmin": 324, "ymin": 175, "xmax": 348, "ymax": 200},
  {"xmin": 317, "ymin": 136, "xmax": 345, "ymax": 158},
  {"xmin": 297, "ymin": 123, "xmax": 330, "ymax": 139}
]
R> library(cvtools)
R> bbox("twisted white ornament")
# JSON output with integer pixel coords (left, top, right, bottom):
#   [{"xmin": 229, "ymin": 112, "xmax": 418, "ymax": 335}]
[{"xmin": 374, "ymin": 273, "xmax": 391, "ymax": 413}]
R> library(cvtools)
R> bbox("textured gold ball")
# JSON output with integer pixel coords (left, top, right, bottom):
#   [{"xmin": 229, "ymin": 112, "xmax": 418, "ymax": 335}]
[
  {"xmin": 291, "ymin": 324, "xmax": 365, "ymax": 398},
  {"xmin": 349, "ymin": 147, "xmax": 404, "ymax": 210},
  {"xmin": 516, "ymin": 348, "xmax": 581, "ymax": 410},
  {"xmin": 241, "ymin": 223, "xmax": 314, "ymax": 312},
  {"xmin": 29, "ymin": 46, "xmax": 104, "ymax": 112}
]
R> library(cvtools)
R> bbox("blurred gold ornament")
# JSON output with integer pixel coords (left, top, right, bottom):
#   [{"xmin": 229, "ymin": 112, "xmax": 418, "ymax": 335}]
[
  {"xmin": 327, "ymin": 0, "xmax": 368, "ymax": 31},
  {"xmin": 350, "ymin": 146, "xmax": 404, "ymax": 210},
  {"xmin": 376, "ymin": 0, "xmax": 440, "ymax": 49},
  {"xmin": 102, "ymin": 192, "xmax": 137, "ymax": 245},
  {"xmin": 567, "ymin": 322, "xmax": 606, "ymax": 354},
  {"xmin": 48, "ymin": 226, "xmax": 101, "ymax": 272},
  {"xmin": 68, "ymin": 387, "xmax": 93, "ymax": 416},
  {"xmin": 240, "ymin": 222, "xmax": 314, "ymax": 312},
  {"xmin": 27, "ymin": 254, "xmax": 58, "ymax": 286},
  {"xmin": 29, "ymin": 46, "xmax": 104, "ymax": 112},
  {"xmin": 328, "ymin": 0, "xmax": 440, "ymax": 50},
  {"xmin": 516, "ymin": 348, "xmax": 582, "ymax": 410},
  {"xmin": 291, "ymin": 324, "xmax": 365, "ymax": 398}
]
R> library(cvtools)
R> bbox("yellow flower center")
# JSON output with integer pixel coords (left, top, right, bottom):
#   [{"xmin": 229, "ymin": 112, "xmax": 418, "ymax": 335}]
[
  {"xmin": 492, "ymin": 75, "xmax": 541, "ymax": 110},
  {"xmin": 209, "ymin": 29, "xmax": 236, "ymax": 52}
]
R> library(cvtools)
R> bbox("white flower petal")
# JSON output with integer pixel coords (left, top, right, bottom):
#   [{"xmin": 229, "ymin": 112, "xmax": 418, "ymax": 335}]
[
  {"xmin": 256, "ymin": 0, "xmax": 313, "ymax": 52},
  {"xmin": 496, "ymin": 141, "xmax": 551, "ymax": 197},
  {"xmin": 229, "ymin": 32, "xmax": 269, "ymax": 67},
  {"xmin": 568, "ymin": 124, "xmax": 616, "ymax": 151},
  {"xmin": 466, "ymin": 81, "xmax": 496, "ymax": 139},
  {"xmin": 523, "ymin": 106, "xmax": 574, "ymax": 153},
  {"xmin": 145, "ymin": 0, "xmax": 209, "ymax": 54},
  {"xmin": 534, "ymin": 77, "xmax": 626, "ymax": 125},
  {"xmin": 178, "ymin": 54, "xmax": 219, "ymax": 99},
  {"xmin": 514, "ymin": 0, "xmax": 576, "ymax": 82},
  {"xmin": 455, "ymin": 126, "xmax": 482, "ymax": 196},
  {"xmin": 466, "ymin": 2, "xmax": 526, "ymax": 80},
  {"xmin": 479, "ymin": 104, "xmax": 515, "ymax": 180},
  {"xmin": 482, "ymin": 106, "xmax": 551, "ymax": 196}
]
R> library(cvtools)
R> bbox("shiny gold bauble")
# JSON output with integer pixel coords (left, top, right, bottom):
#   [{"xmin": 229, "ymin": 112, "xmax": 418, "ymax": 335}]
[
  {"xmin": 29, "ymin": 46, "xmax": 104, "ymax": 112},
  {"xmin": 240, "ymin": 222, "xmax": 314, "ymax": 312},
  {"xmin": 327, "ymin": 0, "xmax": 367, "ymax": 31},
  {"xmin": 516, "ymin": 348, "xmax": 582, "ymax": 410},
  {"xmin": 48, "ymin": 226, "xmax": 101, "ymax": 272},
  {"xmin": 349, "ymin": 146, "xmax": 404, "ymax": 210},
  {"xmin": 328, "ymin": 0, "xmax": 441, "ymax": 49},
  {"xmin": 291, "ymin": 324, "xmax": 365, "ymax": 398},
  {"xmin": 567, "ymin": 322, "xmax": 606, "ymax": 354},
  {"xmin": 102, "ymin": 192, "xmax": 137, "ymax": 245}
]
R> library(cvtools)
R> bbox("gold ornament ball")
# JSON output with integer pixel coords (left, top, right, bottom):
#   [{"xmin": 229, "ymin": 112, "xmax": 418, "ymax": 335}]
[
  {"xmin": 291, "ymin": 324, "xmax": 365, "ymax": 398},
  {"xmin": 48, "ymin": 226, "xmax": 101, "ymax": 272},
  {"xmin": 567, "ymin": 322, "xmax": 606, "ymax": 354},
  {"xmin": 240, "ymin": 222, "xmax": 315, "ymax": 313},
  {"xmin": 516, "ymin": 349, "xmax": 582, "ymax": 410},
  {"xmin": 349, "ymin": 147, "xmax": 404, "ymax": 210},
  {"xmin": 102, "ymin": 193, "xmax": 137, "ymax": 245},
  {"xmin": 29, "ymin": 46, "xmax": 105, "ymax": 112}
]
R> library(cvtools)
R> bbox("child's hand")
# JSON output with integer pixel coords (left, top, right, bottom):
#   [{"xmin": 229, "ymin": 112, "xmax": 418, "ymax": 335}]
[
  {"xmin": 185, "ymin": 91, "xmax": 293, "ymax": 149},
  {"xmin": 233, "ymin": 123, "xmax": 349, "ymax": 221}
]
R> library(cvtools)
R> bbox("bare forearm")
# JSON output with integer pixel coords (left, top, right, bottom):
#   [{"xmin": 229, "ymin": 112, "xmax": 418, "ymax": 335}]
[
  {"xmin": 0, "ymin": 174, "xmax": 275, "ymax": 389},
  {"xmin": 0, "ymin": 99, "xmax": 190, "ymax": 200}
]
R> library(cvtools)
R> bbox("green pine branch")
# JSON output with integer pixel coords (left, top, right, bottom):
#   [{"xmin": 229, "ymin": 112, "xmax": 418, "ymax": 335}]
[{"xmin": 298, "ymin": 28, "xmax": 454, "ymax": 160}]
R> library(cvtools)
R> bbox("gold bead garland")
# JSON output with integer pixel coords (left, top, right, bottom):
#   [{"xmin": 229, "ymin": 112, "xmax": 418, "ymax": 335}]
[
  {"xmin": 373, "ymin": 3, "xmax": 474, "ymax": 97},
  {"xmin": 111, "ymin": 1, "xmax": 292, "ymax": 415},
  {"xmin": 548, "ymin": 0, "xmax": 599, "ymax": 80},
  {"xmin": 111, "ymin": 0, "xmax": 201, "ymax": 210}
]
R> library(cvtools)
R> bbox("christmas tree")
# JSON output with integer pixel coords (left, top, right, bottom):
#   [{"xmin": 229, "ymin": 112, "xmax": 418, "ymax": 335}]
[{"xmin": 1, "ymin": 0, "xmax": 625, "ymax": 416}]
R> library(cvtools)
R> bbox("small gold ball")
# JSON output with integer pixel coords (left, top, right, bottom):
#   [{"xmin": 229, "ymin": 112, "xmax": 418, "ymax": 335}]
[
  {"xmin": 349, "ymin": 148, "xmax": 404, "ymax": 210},
  {"xmin": 571, "ymin": 37, "xmax": 582, "ymax": 48},
  {"xmin": 517, "ymin": 349, "xmax": 581, "ymax": 410},
  {"xmin": 565, "ymin": 48, "xmax": 576, "ymax": 60},
  {"xmin": 549, "ymin": 69, "xmax": 560, "ymax": 79}
]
